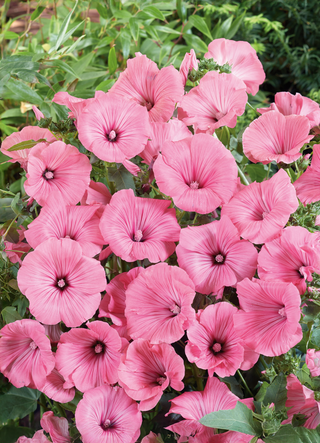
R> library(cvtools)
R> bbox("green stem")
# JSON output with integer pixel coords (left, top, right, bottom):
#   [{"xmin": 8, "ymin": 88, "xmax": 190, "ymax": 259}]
[
  {"xmin": 3, "ymin": 214, "xmax": 18, "ymax": 241},
  {"xmin": 192, "ymin": 364, "xmax": 203, "ymax": 391},
  {"xmin": 193, "ymin": 212, "xmax": 198, "ymax": 225},
  {"xmin": 259, "ymin": 355, "xmax": 268, "ymax": 370},
  {"xmin": 266, "ymin": 162, "xmax": 271, "ymax": 180},
  {"xmin": 238, "ymin": 165, "xmax": 249, "ymax": 186},
  {"xmin": 246, "ymin": 101, "xmax": 261, "ymax": 116},
  {"xmin": 237, "ymin": 369, "xmax": 253, "ymax": 397}
]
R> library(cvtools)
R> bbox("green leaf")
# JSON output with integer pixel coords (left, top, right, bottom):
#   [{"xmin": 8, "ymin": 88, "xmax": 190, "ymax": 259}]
[
  {"xmin": 96, "ymin": 3, "xmax": 109, "ymax": 19},
  {"xmin": 219, "ymin": 16, "xmax": 234, "ymax": 38},
  {"xmin": 30, "ymin": 6, "xmax": 45, "ymax": 21},
  {"xmin": 0, "ymin": 425, "xmax": 34, "ymax": 443},
  {"xmin": 46, "ymin": 60, "xmax": 80, "ymax": 79},
  {"xmin": 129, "ymin": 18, "xmax": 140, "ymax": 41},
  {"xmin": 154, "ymin": 25, "xmax": 181, "ymax": 35},
  {"xmin": 109, "ymin": 164, "xmax": 135, "ymax": 192},
  {"xmin": 176, "ymin": 0, "xmax": 187, "ymax": 22},
  {"xmin": 120, "ymin": 27, "xmax": 131, "ymax": 59},
  {"xmin": 225, "ymin": 12, "xmax": 245, "ymax": 40},
  {"xmin": 246, "ymin": 164, "xmax": 267, "ymax": 183},
  {"xmin": 7, "ymin": 139, "xmax": 45, "ymax": 152},
  {"xmin": 108, "ymin": 47, "xmax": 117, "ymax": 75},
  {"xmin": 96, "ymin": 78, "xmax": 116, "ymax": 92},
  {"xmin": 263, "ymin": 374, "xmax": 287, "ymax": 411},
  {"xmin": 312, "ymin": 327, "xmax": 320, "ymax": 347},
  {"xmin": 51, "ymin": 0, "xmax": 78, "ymax": 52},
  {"xmin": 184, "ymin": 34, "xmax": 208, "ymax": 53},
  {"xmin": 1, "ymin": 307, "xmax": 22, "ymax": 324},
  {"xmin": 0, "ymin": 387, "xmax": 40, "ymax": 423},
  {"xmin": 15, "ymin": 69, "xmax": 37, "ymax": 83},
  {"xmin": 264, "ymin": 425, "xmax": 320, "ymax": 443},
  {"xmin": 113, "ymin": 10, "xmax": 132, "ymax": 21},
  {"xmin": 0, "ymin": 197, "xmax": 14, "ymax": 222},
  {"xmin": 188, "ymin": 15, "xmax": 212, "ymax": 39},
  {"xmin": 302, "ymin": 300, "xmax": 320, "ymax": 322},
  {"xmin": 200, "ymin": 401, "xmax": 262, "ymax": 436},
  {"xmin": 143, "ymin": 6, "xmax": 166, "ymax": 21},
  {"xmin": 3, "ymin": 31, "xmax": 19, "ymax": 39},
  {"xmin": 6, "ymin": 78, "xmax": 43, "ymax": 104}
]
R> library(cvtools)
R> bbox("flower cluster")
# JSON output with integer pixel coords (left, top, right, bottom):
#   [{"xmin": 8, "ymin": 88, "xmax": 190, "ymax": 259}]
[{"xmin": 1, "ymin": 37, "xmax": 320, "ymax": 443}]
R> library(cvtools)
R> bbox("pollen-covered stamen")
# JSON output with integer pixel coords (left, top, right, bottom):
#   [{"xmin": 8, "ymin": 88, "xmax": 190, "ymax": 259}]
[
  {"xmin": 278, "ymin": 307, "xmax": 286, "ymax": 317},
  {"xmin": 94, "ymin": 343, "xmax": 104, "ymax": 354},
  {"xmin": 157, "ymin": 376, "xmax": 166, "ymax": 386},
  {"xmin": 107, "ymin": 130, "xmax": 117, "ymax": 142},
  {"xmin": 190, "ymin": 181, "xmax": 199, "ymax": 189},
  {"xmin": 212, "ymin": 342, "xmax": 222, "ymax": 353},
  {"xmin": 29, "ymin": 341, "xmax": 38, "ymax": 350},
  {"xmin": 57, "ymin": 278, "xmax": 66, "ymax": 288},
  {"xmin": 101, "ymin": 419, "xmax": 111, "ymax": 430},
  {"xmin": 43, "ymin": 170, "xmax": 54, "ymax": 180},
  {"xmin": 214, "ymin": 254, "xmax": 225, "ymax": 264},
  {"xmin": 134, "ymin": 230, "xmax": 143, "ymax": 242},
  {"xmin": 262, "ymin": 211, "xmax": 269, "ymax": 219},
  {"xmin": 170, "ymin": 304, "xmax": 181, "ymax": 315}
]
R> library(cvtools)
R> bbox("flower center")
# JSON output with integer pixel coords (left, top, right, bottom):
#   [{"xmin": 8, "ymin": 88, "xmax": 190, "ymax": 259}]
[
  {"xmin": 212, "ymin": 342, "xmax": 222, "ymax": 353},
  {"xmin": 214, "ymin": 254, "xmax": 225, "ymax": 264},
  {"xmin": 107, "ymin": 130, "xmax": 117, "ymax": 142},
  {"xmin": 262, "ymin": 211, "xmax": 269, "ymax": 219},
  {"xmin": 157, "ymin": 376, "xmax": 166, "ymax": 386},
  {"xmin": 145, "ymin": 101, "xmax": 153, "ymax": 111},
  {"xmin": 190, "ymin": 181, "xmax": 199, "ymax": 190},
  {"xmin": 278, "ymin": 307, "xmax": 286, "ymax": 317},
  {"xmin": 94, "ymin": 343, "xmax": 105, "ymax": 354},
  {"xmin": 170, "ymin": 303, "xmax": 181, "ymax": 315},
  {"xmin": 101, "ymin": 419, "xmax": 111, "ymax": 430},
  {"xmin": 29, "ymin": 341, "xmax": 38, "ymax": 350},
  {"xmin": 133, "ymin": 230, "xmax": 143, "ymax": 242},
  {"xmin": 43, "ymin": 169, "xmax": 54, "ymax": 180},
  {"xmin": 57, "ymin": 278, "xmax": 66, "ymax": 288}
]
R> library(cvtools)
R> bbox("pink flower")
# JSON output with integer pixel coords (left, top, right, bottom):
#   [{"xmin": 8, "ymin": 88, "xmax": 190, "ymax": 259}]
[
  {"xmin": 283, "ymin": 374, "xmax": 320, "ymax": 429},
  {"xmin": 100, "ymin": 189, "xmax": 180, "ymax": 263},
  {"xmin": 118, "ymin": 339, "xmax": 184, "ymax": 411},
  {"xmin": 75, "ymin": 385, "xmax": 142, "ymax": 443},
  {"xmin": 178, "ymin": 72, "xmax": 247, "ymax": 134},
  {"xmin": 24, "ymin": 141, "xmax": 91, "ymax": 207},
  {"xmin": 166, "ymin": 376, "xmax": 254, "ymax": 442},
  {"xmin": 77, "ymin": 94, "xmax": 150, "ymax": 163},
  {"xmin": 110, "ymin": 53, "xmax": 184, "ymax": 122},
  {"xmin": 0, "ymin": 319, "xmax": 55, "ymax": 389},
  {"xmin": 141, "ymin": 432, "xmax": 164, "ymax": 443},
  {"xmin": 40, "ymin": 368, "xmax": 75, "ymax": 404},
  {"xmin": 0, "ymin": 126, "xmax": 56, "ymax": 169},
  {"xmin": 257, "ymin": 92, "xmax": 320, "ymax": 128},
  {"xmin": 180, "ymin": 49, "xmax": 199, "ymax": 86},
  {"xmin": 294, "ymin": 145, "xmax": 320, "ymax": 205},
  {"xmin": 221, "ymin": 169, "xmax": 299, "ymax": 244},
  {"xmin": 186, "ymin": 302, "xmax": 251, "ymax": 377},
  {"xmin": 140, "ymin": 119, "xmax": 191, "ymax": 165},
  {"xmin": 25, "ymin": 205, "xmax": 105, "ymax": 257},
  {"xmin": 306, "ymin": 349, "xmax": 320, "ymax": 377},
  {"xmin": 99, "ymin": 267, "xmax": 144, "ymax": 327},
  {"xmin": 32, "ymin": 105, "xmax": 45, "ymax": 121},
  {"xmin": 177, "ymin": 216, "xmax": 258, "ymax": 296},
  {"xmin": 4, "ymin": 225, "xmax": 31, "ymax": 265},
  {"xmin": 17, "ymin": 431, "xmax": 50, "ymax": 443},
  {"xmin": 17, "ymin": 238, "xmax": 106, "ymax": 327},
  {"xmin": 154, "ymin": 134, "xmax": 238, "ymax": 214},
  {"xmin": 125, "ymin": 263, "xmax": 195, "ymax": 344},
  {"xmin": 81, "ymin": 180, "xmax": 112, "ymax": 206},
  {"xmin": 242, "ymin": 111, "xmax": 313, "ymax": 164},
  {"xmin": 40, "ymin": 411, "xmax": 71, "ymax": 443},
  {"xmin": 56, "ymin": 321, "xmax": 123, "ymax": 392},
  {"xmin": 258, "ymin": 226, "xmax": 320, "ymax": 294},
  {"xmin": 205, "ymin": 38, "xmax": 265, "ymax": 95},
  {"xmin": 52, "ymin": 91, "xmax": 106, "ymax": 120},
  {"xmin": 234, "ymin": 279, "xmax": 302, "ymax": 356}
]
